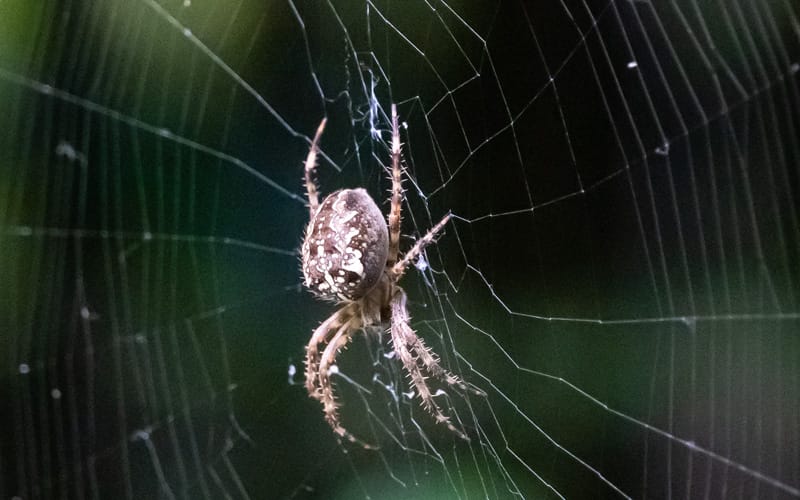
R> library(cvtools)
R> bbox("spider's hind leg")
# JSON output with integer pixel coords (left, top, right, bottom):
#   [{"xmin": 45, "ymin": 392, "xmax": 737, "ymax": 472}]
[
  {"xmin": 387, "ymin": 103, "xmax": 403, "ymax": 267},
  {"xmin": 303, "ymin": 117, "xmax": 327, "ymax": 217}
]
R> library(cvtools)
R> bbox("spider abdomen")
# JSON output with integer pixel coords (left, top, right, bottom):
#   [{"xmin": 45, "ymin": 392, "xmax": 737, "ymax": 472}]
[{"xmin": 301, "ymin": 188, "xmax": 389, "ymax": 301}]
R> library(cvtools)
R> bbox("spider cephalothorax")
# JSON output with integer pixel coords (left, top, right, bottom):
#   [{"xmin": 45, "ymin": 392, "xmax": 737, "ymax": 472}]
[{"xmin": 300, "ymin": 105, "xmax": 471, "ymax": 446}]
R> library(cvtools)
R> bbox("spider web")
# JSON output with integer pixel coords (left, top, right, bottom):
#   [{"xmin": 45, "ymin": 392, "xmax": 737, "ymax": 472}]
[{"xmin": 0, "ymin": 0, "xmax": 798, "ymax": 498}]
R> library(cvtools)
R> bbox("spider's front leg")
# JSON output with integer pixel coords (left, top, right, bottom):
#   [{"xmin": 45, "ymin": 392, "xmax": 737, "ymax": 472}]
[
  {"xmin": 305, "ymin": 308, "xmax": 348, "ymax": 400},
  {"xmin": 315, "ymin": 317, "xmax": 378, "ymax": 449},
  {"xmin": 389, "ymin": 289, "xmax": 469, "ymax": 441},
  {"xmin": 317, "ymin": 323, "xmax": 353, "ymax": 423}
]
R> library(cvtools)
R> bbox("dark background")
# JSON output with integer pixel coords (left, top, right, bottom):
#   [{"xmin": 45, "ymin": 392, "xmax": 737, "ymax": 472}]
[{"xmin": 1, "ymin": 0, "xmax": 798, "ymax": 498}]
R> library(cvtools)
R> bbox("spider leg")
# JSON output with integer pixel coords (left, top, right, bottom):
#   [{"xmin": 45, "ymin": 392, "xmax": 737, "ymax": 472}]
[
  {"xmin": 403, "ymin": 321, "xmax": 485, "ymax": 396},
  {"xmin": 304, "ymin": 117, "xmax": 327, "ymax": 217},
  {"xmin": 389, "ymin": 289, "xmax": 465, "ymax": 388},
  {"xmin": 389, "ymin": 289, "xmax": 468, "ymax": 440},
  {"xmin": 317, "ymin": 320, "xmax": 352, "ymax": 414},
  {"xmin": 392, "ymin": 212, "xmax": 451, "ymax": 278},
  {"xmin": 387, "ymin": 103, "xmax": 403, "ymax": 267},
  {"xmin": 317, "ymin": 319, "xmax": 377, "ymax": 449},
  {"xmin": 304, "ymin": 307, "xmax": 347, "ymax": 400},
  {"xmin": 404, "ymin": 326, "xmax": 466, "ymax": 390}
]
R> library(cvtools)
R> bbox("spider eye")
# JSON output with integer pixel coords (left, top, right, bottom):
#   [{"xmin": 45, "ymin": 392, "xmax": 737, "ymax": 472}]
[{"xmin": 301, "ymin": 188, "xmax": 388, "ymax": 301}]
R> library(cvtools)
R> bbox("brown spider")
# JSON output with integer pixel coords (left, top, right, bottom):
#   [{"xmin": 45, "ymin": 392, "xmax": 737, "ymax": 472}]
[{"xmin": 301, "ymin": 105, "xmax": 470, "ymax": 446}]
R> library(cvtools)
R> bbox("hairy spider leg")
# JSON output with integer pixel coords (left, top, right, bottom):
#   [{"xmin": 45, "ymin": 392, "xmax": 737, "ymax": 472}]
[
  {"xmin": 317, "ymin": 319, "xmax": 377, "ymax": 449},
  {"xmin": 386, "ymin": 104, "xmax": 403, "ymax": 267},
  {"xmin": 304, "ymin": 117, "xmax": 327, "ymax": 217},
  {"xmin": 316, "ymin": 320, "xmax": 352, "ymax": 412},
  {"xmin": 390, "ymin": 289, "xmax": 469, "ymax": 441},
  {"xmin": 392, "ymin": 212, "xmax": 451, "ymax": 278},
  {"xmin": 304, "ymin": 306, "xmax": 349, "ymax": 400}
]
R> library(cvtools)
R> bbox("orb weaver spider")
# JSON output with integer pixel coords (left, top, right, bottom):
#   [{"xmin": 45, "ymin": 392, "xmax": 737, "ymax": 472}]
[{"xmin": 301, "ymin": 105, "xmax": 473, "ymax": 445}]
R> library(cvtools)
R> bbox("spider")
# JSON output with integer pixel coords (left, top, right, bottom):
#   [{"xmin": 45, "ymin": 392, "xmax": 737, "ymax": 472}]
[{"xmin": 300, "ymin": 105, "xmax": 471, "ymax": 446}]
